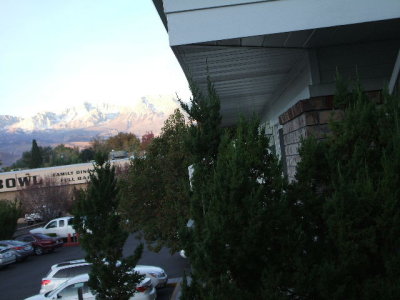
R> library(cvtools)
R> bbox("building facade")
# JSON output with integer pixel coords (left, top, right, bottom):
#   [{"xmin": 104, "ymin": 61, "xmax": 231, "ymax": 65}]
[
  {"xmin": 152, "ymin": 0, "xmax": 400, "ymax": 180},
  {"xmin": 0, "ymin": 159, "xmax": 130, "ymax": 201}
]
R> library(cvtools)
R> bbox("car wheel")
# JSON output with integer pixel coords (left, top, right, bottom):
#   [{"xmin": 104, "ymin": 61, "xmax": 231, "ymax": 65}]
[{"xmin": 34, "ymin": 247, "xmax": 44, "ymax": 255}]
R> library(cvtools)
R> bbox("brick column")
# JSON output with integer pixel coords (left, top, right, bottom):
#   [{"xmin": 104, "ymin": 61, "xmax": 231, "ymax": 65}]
[{"xmin": 279, "ymin": 96, "xmax": 340, "ymax": 182}]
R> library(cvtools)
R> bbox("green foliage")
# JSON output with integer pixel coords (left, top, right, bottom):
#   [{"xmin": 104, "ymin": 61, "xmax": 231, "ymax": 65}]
[
  {"xmin": 0, "ymin": 200, "xmax": 20, "ymax": 240},
  {"xmin": 179, "ymin": 76, "xmax": 222, "ymax": 164},
  {"xmin": 178, "ymin": 77, "xmax": 224, "ymax": 242},
  {"xmin": 73, "ymin": 156, "xmax": 143, "ymax": 300},
  {"xmin": 30, "ymin": 139, "xmax": 43, "ymax": 168},
  {"xmin": 50, "ymin": 144, "xmax": 80, "ymax": 166},
  {"xmin": 284, "ymin": 81, "xmax": 400, "ymax": 299},
  {"xmin": 90, "ymin": 132, "xmax": 141, "ymax": 157},
  {"xmin": 8, "ymin": 131, "xmax": 140, "ymax": 170},
  {"xmin": 106, "ymin": 132, "xmax": 141, "ymax": 154},
  {"xmin": 10, "ymin": 150, "xmax": 32, "ymax": 170},
  {"xmin": 182, "ymin": 117, "xmax": 286, "ymax": 299},
  {"xmin": 119, "ymin": 109, "xmax": 191, "ymax": 253},
  {"xmin": 179, "ymin": 77, "xmax": 400, "ymax": 299},
  {"xmin": 79, "ymin": 148, "xmax": 95, "ymax": 162}
]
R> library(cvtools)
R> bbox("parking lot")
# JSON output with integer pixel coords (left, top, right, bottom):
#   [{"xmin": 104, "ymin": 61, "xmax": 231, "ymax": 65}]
[{"xmin": 0, "ymin": 234, "xmax": 190, "ymax": 299}]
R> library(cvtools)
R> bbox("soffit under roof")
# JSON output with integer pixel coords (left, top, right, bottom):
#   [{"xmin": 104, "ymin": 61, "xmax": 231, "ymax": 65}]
[
  {"xmin": 172, "ymin": 19, "xmax": 400, "ymax": 126},
  {"xmin": 173, "ymin": 45, "xmax": 307, "ymax": 126}
]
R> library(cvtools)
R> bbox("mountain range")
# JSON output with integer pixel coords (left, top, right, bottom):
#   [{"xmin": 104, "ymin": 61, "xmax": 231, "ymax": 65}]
[{"xmin": 0, "ymin": 95, "xmax": 182, "ymax": 167}]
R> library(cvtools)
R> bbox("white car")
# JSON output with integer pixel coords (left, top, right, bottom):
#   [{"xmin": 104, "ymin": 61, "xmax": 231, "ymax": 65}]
[
  {"xmin": 25, "ymin": 273, "xmax": 156, "ymax": 300},
  {"xmin": 30, "ymin": 217, "xmax": 75, "ymax": 239},
  {"xmin": 40, "ymin": 259, "xmax": 168, "ymax": 294},
  {"xmin": 135, "ymin": 265, "xmax": 168, "ymax": 288}
]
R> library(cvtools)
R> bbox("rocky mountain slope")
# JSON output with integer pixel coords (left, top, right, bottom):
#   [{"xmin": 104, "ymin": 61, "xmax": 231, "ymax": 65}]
[{"xmin": 0, "ymin": 95, "xmax": 181, "ymax": 166}]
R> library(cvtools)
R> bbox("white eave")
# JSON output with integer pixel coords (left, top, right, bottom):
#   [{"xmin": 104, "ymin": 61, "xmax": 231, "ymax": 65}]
[
  {"xmin": 152, "ymin": 0, "xmax": 400, "ymax": 126},
  {"xmin": 162, "ymin": 0, "xmax": 400, "ymax": 46}
]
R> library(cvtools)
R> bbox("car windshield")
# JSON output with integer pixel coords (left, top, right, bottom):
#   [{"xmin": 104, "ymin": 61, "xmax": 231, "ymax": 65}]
[{"xmin": 47, "ymin": 278, "xmax": 76, "ymax": 297}]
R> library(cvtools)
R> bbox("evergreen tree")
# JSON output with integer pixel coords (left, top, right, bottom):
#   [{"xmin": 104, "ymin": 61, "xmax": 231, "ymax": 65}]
[
  {"xmin": 0, "ymin": 200, "xmax": 20, "ymax": 240},
  {"xmin": 119, "ymin": 109, "xmax": 191, "ymax": 253},
  {"xmin": 30, "ymin": 139, "xmax": 42, "ymax": 168},
  {"xmin": 178, "ymin": 76, "xmax": 223, "ymax": 247},
  {"xmin": 73, "ymin": 152, "xmax": 143, "ymax": 300},
  {"xmin": 179, "ymin": 76, "xmax": 222, "ymax": 164},
  {"xmin": 285, "ymin": 80, "xmax": 400, "ymax": 299},
  {"xmin": 182, "ymin": 117, "xmax": 286, "ymax": 299}
]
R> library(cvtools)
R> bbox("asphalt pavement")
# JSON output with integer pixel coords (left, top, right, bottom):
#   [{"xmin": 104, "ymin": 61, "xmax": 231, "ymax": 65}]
[{"xmin": 0, "ymin": 234, "xmax": 190, "ymax": 300}]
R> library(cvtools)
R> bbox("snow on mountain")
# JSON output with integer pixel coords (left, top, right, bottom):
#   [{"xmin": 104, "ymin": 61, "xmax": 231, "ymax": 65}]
[
  {"xmin": 2, "ymin": 95, "xmax": 181, "ymax": 134},
  {"xmin": 0, "ymin": 115, "xmax": 23, "ymax": 128},
  {"xmin": 0, "ymin": 95, "xmax": 183, "ymax": 166}
]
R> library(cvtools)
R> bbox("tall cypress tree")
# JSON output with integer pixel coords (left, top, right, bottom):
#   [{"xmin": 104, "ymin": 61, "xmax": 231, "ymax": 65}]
[
  {"xmin": 178, "ymin": 76, "xmax": 223, "ymax": 260},
  {"xmin": 182, "ymin": 116, "xmax": 286, "ymax": 299},
  {"xmin": 73, "ymin": 152, "xmax": 143, "ymax": 300},
  {"xmin": 30, "ymin": 139, "xmax": 42, "ymax": 168}
]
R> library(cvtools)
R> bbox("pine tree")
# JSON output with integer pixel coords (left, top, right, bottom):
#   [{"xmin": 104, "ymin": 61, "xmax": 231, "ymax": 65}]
[
  {"xmin": 73, "ymin": 152, "xmax": 143, "ymax": 300},
  {"xmin": 286, "ymin": 80, "xmax": 400, "ymax": 299},
  {"xmin": 30, "ymin": 139, "xmax": 43, "ymax": 168},
  {"xmin": 182, "ymin": 117, "xmax": 286, "ymax": 299},
  {"xmin": 178, "ymin": 77, "xmax": 223, "ymax": 254}
]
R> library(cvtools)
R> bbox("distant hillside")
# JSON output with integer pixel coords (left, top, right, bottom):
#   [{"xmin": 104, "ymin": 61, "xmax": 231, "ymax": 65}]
[{"xmin": 0, "ymin": 95, "xmax": 181, "ymax": 166}]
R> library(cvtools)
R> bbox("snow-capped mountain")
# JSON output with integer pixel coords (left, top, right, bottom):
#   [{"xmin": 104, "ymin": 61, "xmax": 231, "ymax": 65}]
[
  {"xmin": 0, "ymin": 115, "xmax": 22, "ymax": 128},
  {"xmin": 0, "ymin": 95, "xmax": 182, "ymax": 166},
  {"xmin": 4, "ymin": 95, "xmax": 179, "ymax": 133}
]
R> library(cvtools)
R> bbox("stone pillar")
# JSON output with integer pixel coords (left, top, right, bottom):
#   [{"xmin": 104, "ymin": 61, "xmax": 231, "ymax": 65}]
[{"xmin": 279, "ymin": 96, "xmax": 339, "ymax": 182}]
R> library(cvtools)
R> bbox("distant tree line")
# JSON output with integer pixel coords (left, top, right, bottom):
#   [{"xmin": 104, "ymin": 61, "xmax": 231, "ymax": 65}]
[{"xmin": 3, "ymin": 131, "xmax": 155, "ymax": 171}]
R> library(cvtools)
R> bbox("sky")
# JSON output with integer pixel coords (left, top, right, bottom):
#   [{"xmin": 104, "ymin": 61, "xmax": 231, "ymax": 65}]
[{"xmin": 0, "ymin": 0, "xmax": 190, "ymax": 117}]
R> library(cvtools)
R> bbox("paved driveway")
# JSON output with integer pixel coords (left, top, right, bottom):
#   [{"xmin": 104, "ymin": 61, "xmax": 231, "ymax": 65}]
[{"xmin": 0, "ymin": 234, "xmax": 190, "ymax": 299}]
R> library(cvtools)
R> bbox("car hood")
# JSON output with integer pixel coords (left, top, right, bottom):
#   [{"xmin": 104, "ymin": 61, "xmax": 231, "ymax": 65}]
[{"xmin": 29, "ymin": 228, "xmax": 44, "ymax": 234}]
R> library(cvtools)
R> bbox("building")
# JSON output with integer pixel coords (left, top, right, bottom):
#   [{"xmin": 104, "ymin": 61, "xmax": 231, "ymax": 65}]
[
  {"xmin": 0, "ymin": 159, "xmax": 130, "ymax": 201},
  {"xmin": 152, "ymin": 0, "xmax": 400, "ymax": 180}
]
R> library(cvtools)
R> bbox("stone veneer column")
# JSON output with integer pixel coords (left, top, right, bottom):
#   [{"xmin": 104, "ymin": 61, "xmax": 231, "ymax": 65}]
[
  {"xmin": 279, "ymin": 96, "xmax": 338, "ymax": 182},
  {"xmin": 278, "ymin": 91, "xmax": 381, "ymax": 181}
]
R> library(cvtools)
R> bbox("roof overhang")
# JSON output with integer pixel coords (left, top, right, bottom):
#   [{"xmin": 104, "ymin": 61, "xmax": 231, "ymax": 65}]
[{"xmin": 152, "ymin": 0, "xmax": 400, "ymax": 125}]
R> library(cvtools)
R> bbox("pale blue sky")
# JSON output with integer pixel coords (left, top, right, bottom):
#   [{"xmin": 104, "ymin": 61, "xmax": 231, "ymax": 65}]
[{"xmin": 0, "ymin": 0, "xmax": 190, "ymax": 117}]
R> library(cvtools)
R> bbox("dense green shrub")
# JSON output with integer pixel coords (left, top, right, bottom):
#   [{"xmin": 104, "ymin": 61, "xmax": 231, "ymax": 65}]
[
  {"xmin": 284, "ymin": 82, "xmax": 400, "ymax": 299},
  {"xmin": 0, "ymin": 200, "xmax": 20, "ymax": 240}
]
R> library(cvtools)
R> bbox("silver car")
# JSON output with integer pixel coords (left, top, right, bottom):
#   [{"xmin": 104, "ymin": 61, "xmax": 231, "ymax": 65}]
[
  {"xmin": 0, "ymin": 246, "xmax": 16, "ymax": 268},
  {"xmin": 26, "ymin": 273, "xmax": 156, "ymax": 300},
  {"xmin": 0, "ymin": 240, "xmax": 34, "ymax": 261},
  {"xmin": 40, "ymin": 259, "xmax": 168, "ymax": 294}
]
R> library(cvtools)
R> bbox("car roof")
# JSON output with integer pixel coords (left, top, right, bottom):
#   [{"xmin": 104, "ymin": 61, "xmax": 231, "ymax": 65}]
[
  {"xmin": 60, "ymin": 273, "xmax": 150, "ymax": 287},
  {"xmin": 135, "ymin": 265, "xmax": 164, "ymax": 273},
  {"xmin": 51, "ymin": 260, "xmax": 89, "ymax": 271},
  {"xmin": 49, "ymin": 217, "xmax": 73, "ymax": 221},
  {"xmin": 52, "ymin": 259, "xmax": 86, "ymax": 268},
  {"xmin": 17, "ymin": 233, "xmax": 52, "ymax": 240},
  {"xmin": 50, "ymin": 259, "xmax": 164, "ymax": 273},
  {"xmin": 0, "ymin": 240, "xmax": 25, "ymax": 245}
]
